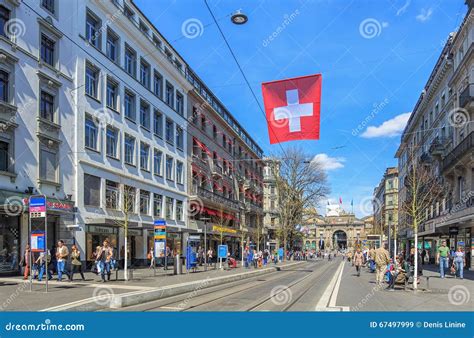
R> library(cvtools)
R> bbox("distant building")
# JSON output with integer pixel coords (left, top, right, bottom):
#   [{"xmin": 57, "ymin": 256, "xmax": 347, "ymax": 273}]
[{"xmin": 373, "ymin": 167, "xmax": 399, "ymax": 245}]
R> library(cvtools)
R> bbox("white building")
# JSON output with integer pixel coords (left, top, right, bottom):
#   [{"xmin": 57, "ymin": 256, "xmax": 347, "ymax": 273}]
[{"xmin": 0, "ymin": 0, "xmax": 194, "ymax": 273}]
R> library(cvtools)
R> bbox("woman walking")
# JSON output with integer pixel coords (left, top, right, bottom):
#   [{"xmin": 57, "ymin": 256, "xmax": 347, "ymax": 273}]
[
  {"xmin": 20, "ymin": 245, "xmax": 31, "ymax": 280},
  {"xmin": 97, "ymin": 239, "xmax": 113, "ymax": 282},
  {"xmin": 148, "ymin": 248, "xmax": 155, "ymax": 269},
  {"xmin": 353, "ymin": 248, "xmax": 364, "ymax": 277},
  {"xmin": 36, "ymin": 250, "xmax": 52, "ymax": 281},
  {"xmin": 69, "ymin": 245, "xmax": 85, "ymax": 281},
  {"xmin": 454, "ymin": 247, "xmax": 465, "ymax": 279}
]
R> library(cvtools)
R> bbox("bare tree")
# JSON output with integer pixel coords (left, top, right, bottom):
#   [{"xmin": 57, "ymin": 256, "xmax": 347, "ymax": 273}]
[
  {"xmin": 272, "ymin": 147, "xmax": 330, "ymax": 256},
  {"xmin": 400, "ymin": 146, "xmax": 445, "ymax": 290}
]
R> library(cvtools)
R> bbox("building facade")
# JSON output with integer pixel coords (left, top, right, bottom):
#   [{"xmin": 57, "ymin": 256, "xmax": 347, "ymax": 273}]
[
  {"xmin": 396, "ymin": 0, "xmax": 473, "ymax": 269},
  {"xmin": 373, "ymin": 167, "xmax": 398, "ymax": 245},
  {"xmin": 0, "ymin": 0, "xmax": 263, "ymax": 274},
  {"xmin": 263, "ymin": 158, "xmax": 280, "ymax": 251}
]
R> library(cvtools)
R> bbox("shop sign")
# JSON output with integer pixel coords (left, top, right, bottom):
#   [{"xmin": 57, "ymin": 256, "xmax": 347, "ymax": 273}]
[
  {"xmin": 212, "ymin": 225, "xmax": 237, "ymax": 234},
  {"xmin": 128, "ymin": 229, "xmax": 143, "ymax": 236},
  {"xmin": 23, "ymin": 198, "xmax": 74, "ymax": 213},
  {"xmin": 154, "ymin": 219, "xmax": 166, "ymax": 258},
  {"xmin": 449, "ymin": 227, "xmax": 459, "ymax": 235},
  {"xmin": 87, "ymin": 225, "xmax": 117, "ymax": 234}
]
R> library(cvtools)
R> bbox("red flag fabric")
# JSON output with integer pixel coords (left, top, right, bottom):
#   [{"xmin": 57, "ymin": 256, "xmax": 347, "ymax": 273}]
[{"xmin": 262, "ymin": 74, "xmax": 322, "ymax": 144}]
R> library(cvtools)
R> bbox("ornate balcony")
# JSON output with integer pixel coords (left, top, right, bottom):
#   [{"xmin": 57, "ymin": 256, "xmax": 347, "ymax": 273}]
[
  {"xmin": 459, "ymin": 84, "xmax": 474, "ymax": 109},
  {"xmin": 442, "ymin": 131, "xmax": 474, "ymax": 171},
  {"xmin": 191, "ymin": 185, "xmax": 240, "ymax": 211}
]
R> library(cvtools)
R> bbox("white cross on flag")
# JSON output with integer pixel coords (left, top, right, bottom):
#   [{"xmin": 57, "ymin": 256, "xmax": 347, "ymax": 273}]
[{"xmin": 262, "ymin": 74, "xmax": 322, "ymax": 144}]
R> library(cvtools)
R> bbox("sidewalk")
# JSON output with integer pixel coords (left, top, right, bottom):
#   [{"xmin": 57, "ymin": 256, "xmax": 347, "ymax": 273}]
[
  {"xmin": 0, "ymin": 261, "xmax": 301, "ymax": 311},
  {"xmin": 335, "ymin": 260, "xmax": 474, "ymax": 311}
]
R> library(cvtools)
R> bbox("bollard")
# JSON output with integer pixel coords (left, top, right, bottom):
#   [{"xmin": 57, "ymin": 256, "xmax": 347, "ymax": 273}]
[{"xmin": 174, "ymin": 254, "xmax": 182, "ymax": 275}]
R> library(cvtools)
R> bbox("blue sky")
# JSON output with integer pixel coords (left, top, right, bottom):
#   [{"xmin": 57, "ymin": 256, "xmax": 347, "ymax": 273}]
[{"xmin": 135, "ymin": 0, "xmax": 464, "ymax": 217}]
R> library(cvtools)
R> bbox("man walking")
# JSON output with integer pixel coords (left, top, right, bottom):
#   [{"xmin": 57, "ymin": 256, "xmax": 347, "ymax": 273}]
[
  {"xmin": 353, "ymin": 248, "xmax": 364, "ymax": 277},
  {"xmin": 375, "ymin": 244, "xmax": 390, "ymax": 286},
  {"xmin": 55, "ymin": 240, "xmax": 69, "ymax": 282},
  {"xmin": 436, "ymin": 240, "xmax": 450, "ymax": 278}
]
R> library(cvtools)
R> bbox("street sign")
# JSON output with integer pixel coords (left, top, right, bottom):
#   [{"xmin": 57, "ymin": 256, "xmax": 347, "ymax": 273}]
[
  {"xmin": 29, "ymin": 195, "xmax": 46, "ymax": 218},
  {"xmin": 188, "ymin": 235, "xmax": 201, "ymax": 240},
  {"xmin": 31, "ymin": 231, "xmax": 45, "ymax": 252},
  {"xmin": 154, "ymin": 219, "xmax": 166, "ymax": 258},
  {"xmin": 218, "ymin": 245, "xmax": 228, "ymax": 258}
]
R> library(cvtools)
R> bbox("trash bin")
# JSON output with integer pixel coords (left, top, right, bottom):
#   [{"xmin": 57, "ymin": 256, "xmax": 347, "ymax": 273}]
[{"xmin": 174, "ymin": 254, "xmax": 182, "ymax": 275}]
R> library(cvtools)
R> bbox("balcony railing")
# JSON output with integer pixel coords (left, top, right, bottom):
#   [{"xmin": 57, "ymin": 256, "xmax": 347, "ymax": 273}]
[
  {"xmin": 429, "ymin": 136, "xmax": 449, "ymax": 157},
  {"xmin": 459, "ymin": 84, "xmax": 474, "ymax": 108},
  {"xmin": 442, "ymin": 131, "xmax": 474, "ymax": 171},
  {"xmin": 192, "ymin": 186, "xmax": 239, "ymax": 210}
]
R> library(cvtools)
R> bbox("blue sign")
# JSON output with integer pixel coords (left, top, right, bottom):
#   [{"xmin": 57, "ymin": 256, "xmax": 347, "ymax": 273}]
[
  {"xmin": 218, "ymin": 245, "xmax": 228, "ymax": 258},
  {"xmin": 186, "ymin": 246, "xmax": 197, "ymax": 270},
  {"xmin": 154, "ymin": 219, "xmax": 166, "ymax": 226}
]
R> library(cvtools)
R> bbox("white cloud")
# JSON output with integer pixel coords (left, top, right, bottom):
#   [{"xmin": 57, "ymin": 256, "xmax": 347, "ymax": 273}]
[
  {"xmin": 360, "ymin": 112, "xmax": 411, "ymax": 138},
  {"xmin": 416, "ymin": 7, "xmax": 433, "ymax": 22},
  {"xmin": 311, "ymin": 153, "xmax": 345, "ymax": 171}
]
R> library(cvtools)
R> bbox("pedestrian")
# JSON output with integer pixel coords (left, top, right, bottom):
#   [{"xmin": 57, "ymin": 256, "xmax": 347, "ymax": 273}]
[
  {"xmin": 421, "ymin": 248, "xmax": 426, "ymax": 266},
  {"xmin": 97, "ymin": 239, "xmax": 113, "ymax": 282},
  {"xmin": 92, "ymin": 245, "xmax": 102, "ymax": 275},
  {"xmin": 436, "ymin": 240, "xmax": 450, "ymax": 278},
  {"xmin": 36, "ymin": 250, "xmax": 52, "ymax": 281},
  {"xmin": 374, "ymin": 244, "xmax": 390, "ymax": 286},
  {"xmin": 148, "ymin": 248, "xmax": 155, "ymax": 269},
  {"xmin": 453, "ymin": 247, "xmax": 465, "ymax": 279},
  {"xmin": 20, "ymin": 244, "xmax": 31, "ymax": 280},
  {"xmin": 55, "ymin": 240, "xmax": 69, "ymax": 282},
  {"xmin": 197, "ymin": 246, "xmax": 204, "ymax": 266},
  {"xmin": 207, "ymin": 248, "xmax": 213, "ymax": 268},
  {"xmin": 353, "ymin": 248, "xmax": 364, "ymax": 277},
  {"xmin": 243, "ymin": 249, "xmax": 249, "ymax": 268},
  {"xmin": 69, "ymin": 245, "xmax": 85, "ymax": 281}
]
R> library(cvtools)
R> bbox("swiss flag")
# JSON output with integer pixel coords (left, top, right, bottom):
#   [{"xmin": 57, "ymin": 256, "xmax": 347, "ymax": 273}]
[{"xmin": 262, "ymin": 74, "xmax": 322, "ymax": 144}]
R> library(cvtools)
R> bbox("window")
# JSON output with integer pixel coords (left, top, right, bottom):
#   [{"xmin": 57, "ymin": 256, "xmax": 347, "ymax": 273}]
[
  {"xmin": 85, "ymin": 116, "xmax": 98, "ymax": 149},
  {"xmin": 165, "ymin": 81, "xmax": 174, "ymax": 107},
  {"xmin": 153, "ymin": 149, "xmax": 162, "ymax": 176},
  {"xmin": 124, "ymin": 5, "xmax": 134, "ymax": 20},
  {"xmin": 41, "ymin": 0, "xmax": 55, "ymax": 14},
  {"xmin": 176, "ymin": 200, "xmax": 183, "ymax": 221},
  {"xmin": 85, "ymin": 63, "xmax": 99, "ymax": 98},
  {"xmin": 201, "ymin": 115, "xmax": 206, "ymax": 131},
  {"xmin": 165, "ymin": 155, "xmax": 173, "ymax": 180},
  {"xmin": 140, "ymin": 59, "xmax": 150, "ymax": 88},
  {"xmin": 105, "ymin": 180, "xmax": 119, "ymax": 209},
  {"xmin": 152, "ymin": 34, "xmax": 162, "ymax": 48},
  {"xmin": 86, "ymin": 11, "xmax": 101, "ymax": 49},
  {"xmin": 0, "ymin": 6, "xmax": 9, "ymax": 38},
  {"xmin": 40, "ymin": 91, "xmax": 55, "ymax": 122},
  {"xmin": 106, "ymin": 79, "xmax": 118, "ymax": 110},
  {"xmin": 0, "ymin": 140, "xmax": 10, "ymax": 172},
  {"xmin": 140, "ymin": 190, "xmax": 150, "ymax": 215},
  {"xmin": 124, "ymin": 45, "xmax": 137, "ymax": 77},
  {"xmin": 213, "ymin": 125, "xmax": 217, "ymax": 139},
  {"xmin": 140, "ymin": 100, "xmax": 150, "ymax": 130},
  {"xmin": 176, "ymin": 126, "xmax": 183, "ymax": 149},
  {"xmin": 124, "ymin": 134, "xmax": 135, "ymax": 165},
  {"xmin": 140, "ymin": 142, "xmax": 150, "ymax": 170},
  {"xmin": 124, "ymin": 90, "xmax": 136, "ymax": 121},
  {"xmin": 153, "ymin": 71, "xmax": 163, "ymax": 98},
  {"xmin": 222, "ymin": 134, "xmax": 227, "ymax": 148},
  {"xmin": 176, "ymin": 161, "xmax": 183, "ymax": 184},
  {"xmin": 0, "ymin": 70, "xmax": 8, "ymax": 102},
  {"xmin": 40, "ymin": 34, "xmax": 55, "ymax": 66},
  {"xmin": 123, "ymin": 186, "xmax": 136, "ymax": 213},
  {"xmin": 153, "ymin": 194, "xmax": 162, "ymax": 217},
  {"xmin": 165, "ymin": 197, "xmax": 174, "ymax": 219},
  {"xmin": 106, "ymin": 28, "xmax": 119, "ymax": 62},
  {"xmin": 40, "ymin": 147, "xmax": 57, "ymax": 182},
  {"xmin": 106, "ymin": 127, "xmax": 118, "ymax": 158},
  {"xmin": 83, "ymin": 174, "xmax": 100, "ymax": 206},
  {"xmin": 139, "ymin": 19, "xmax": 149, "ymax": 34},
  {"xmin": 165, "ymin": 118, "xmax": 174, "ymax": 144},
  {"xmin": 176, "ymin": 92, "xmax": 184, "ymax": 115},
  {"xmin": 153, "ymin": 110, "xmax": 163, "ymax": 137}
]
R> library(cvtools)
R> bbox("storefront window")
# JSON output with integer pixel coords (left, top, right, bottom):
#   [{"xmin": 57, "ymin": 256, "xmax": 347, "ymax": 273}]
[
  {"xmin": 0, "ymin": 214, "xmax": 20, "ymax": 273},
  {"xmin": 167, "ymin": 232, "xmax": 181, "ymax": 255},
  {"xmin": 86, "ymin": 225, "xmax": 118, "ymax": 265}
]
